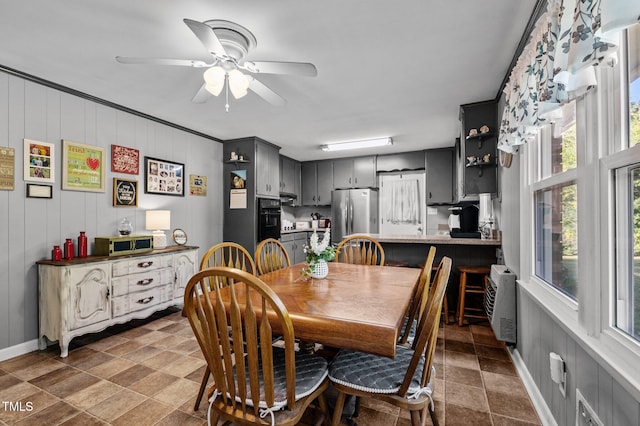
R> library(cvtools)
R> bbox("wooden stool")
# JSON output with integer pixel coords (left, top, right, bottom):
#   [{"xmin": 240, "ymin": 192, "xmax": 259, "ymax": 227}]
[
  {"xmin": 457, "ymin": 265, "xmax": 490, "ymax": 326},
  {"xmin": 417, "ymin": 262, "xmax": 451, "ymax": 325}
]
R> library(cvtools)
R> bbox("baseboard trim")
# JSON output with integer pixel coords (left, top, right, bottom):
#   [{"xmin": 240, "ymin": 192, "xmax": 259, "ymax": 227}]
[
  {"xmin": 0, "ymin": 339, "xmax": 39, "ymax": 362},
  {"xmin": 508, "ymin": 347, "xmax": 557, "ymax": 426}
]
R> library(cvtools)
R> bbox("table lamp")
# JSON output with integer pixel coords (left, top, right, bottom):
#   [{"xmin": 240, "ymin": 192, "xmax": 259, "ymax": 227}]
[{"xmin": 146, "ymin": 210, "xmax": 171, "ymax": 249}]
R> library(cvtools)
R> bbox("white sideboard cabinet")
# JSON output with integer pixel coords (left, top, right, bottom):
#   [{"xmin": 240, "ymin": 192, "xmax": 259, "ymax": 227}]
[{"xmin": 37, "ymin": 245, "xmax": 198, "ymax": 357}]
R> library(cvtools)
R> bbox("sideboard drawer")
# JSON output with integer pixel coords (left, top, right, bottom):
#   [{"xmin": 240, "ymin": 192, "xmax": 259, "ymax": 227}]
[
  {"xmin": 111, "ymin": 268, "xmax": 174, "ymax": 297},
  {"xmin": 112, "ymin": 254, "xmax": 172, "ymax": 277},
  {"xmin": 112, "ymin": 284, "xmax": 173, "ymax": 317}
]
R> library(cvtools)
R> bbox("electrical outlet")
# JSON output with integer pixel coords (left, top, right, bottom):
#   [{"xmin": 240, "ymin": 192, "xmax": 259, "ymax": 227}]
[{"xmin": 575, "ymin": 389, "xmax": 604, "ymax": 426}]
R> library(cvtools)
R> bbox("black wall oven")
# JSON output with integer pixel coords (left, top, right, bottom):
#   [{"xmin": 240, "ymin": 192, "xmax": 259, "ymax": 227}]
[{"xmin": 257, "ymin": 198, "xmax": 281, "ymax": 242}]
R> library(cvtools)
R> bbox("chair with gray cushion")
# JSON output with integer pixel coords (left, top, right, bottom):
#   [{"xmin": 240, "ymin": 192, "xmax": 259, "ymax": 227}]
[
  {"xmin": 328, "ymin": 257, "xmax": 451, "ymax": 426},
  {"xmin": 184, "ymin": 267, "xmax": 329, "ymax": 426}
]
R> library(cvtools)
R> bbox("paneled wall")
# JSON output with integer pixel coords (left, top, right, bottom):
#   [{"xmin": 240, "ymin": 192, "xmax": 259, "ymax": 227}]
[
  {"xmin": 0, "ymin": 71, "xmax": 223, "ymax": 353},
  {"xmin": 517, "ymin": 289, "xmax": 640, "ymax": 425}
]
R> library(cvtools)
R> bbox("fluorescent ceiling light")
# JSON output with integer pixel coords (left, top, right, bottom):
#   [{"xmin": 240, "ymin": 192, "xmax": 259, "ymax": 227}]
[{"xmin": 320, "ymin": 137, "xmax": 393, "ymax": 152}]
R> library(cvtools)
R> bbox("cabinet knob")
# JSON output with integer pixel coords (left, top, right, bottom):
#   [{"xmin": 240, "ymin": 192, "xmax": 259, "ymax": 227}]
[
  {"xmin": 137, "ymin": 261, "xmax": 153, "ymax": 268},
  {"xmin": 313, "ymin": 196, "xmax": 316, "ymax": 201},
  {"xmin": 429, "ymin": 192, "xmax": 432, "ymax": 199},
  {"xmin": 137, "ymin": 278, "xmax": 154, "ymax": 286}
]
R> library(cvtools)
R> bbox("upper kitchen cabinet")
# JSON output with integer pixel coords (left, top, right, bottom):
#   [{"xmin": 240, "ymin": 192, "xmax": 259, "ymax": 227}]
[
  {"xmin": 459, "ymin": 100, "xmax": 498, "ymax": 198},
  {"xmin": 333, "ymin": 156, "xmax": 376, "ymax": 189},
  {"xmin": 279, "ymin": 155, "xmax": 301, "ymax": 204},
  {"xmin": 425, "ymin": 148, "xmax": 455, "ymax": 204},
  {"xmin": 302, "ymin": 160, "xmax": 333, "ymax": 206},
  {"xmin": 255, "ymin": 140, "xmax": 281, "ymax": 197},
  {"xmin": 376, "ymin": 151, "xmax": 425, "ymax": 172}
]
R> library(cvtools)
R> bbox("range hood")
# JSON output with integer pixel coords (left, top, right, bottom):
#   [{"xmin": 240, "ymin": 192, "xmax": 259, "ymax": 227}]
[{"xmin": 280, "ymin": 192, "xmax": 297, "ymax": 205}]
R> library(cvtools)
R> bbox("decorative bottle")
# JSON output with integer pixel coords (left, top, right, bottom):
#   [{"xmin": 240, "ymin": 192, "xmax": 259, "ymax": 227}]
[
  {"xmin": 119, "ymin": 217, "xmax": 133, "ymax": 236},
  {"xmin": 78, "ymin": 231, "xmax": 88, "ymax": 258},
  {"xmin": 64, "ymin": 238, "xmax": 75, "ymax": 260},
  {"xmin": 51, "ymin": 245, "xmax": 63, "ymax": 261}
]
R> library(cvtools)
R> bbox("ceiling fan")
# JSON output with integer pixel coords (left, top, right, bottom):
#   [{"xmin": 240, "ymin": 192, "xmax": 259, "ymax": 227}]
[{"xmin": 116, "ymin": 18, "xmax": 317, "ymax": 111}]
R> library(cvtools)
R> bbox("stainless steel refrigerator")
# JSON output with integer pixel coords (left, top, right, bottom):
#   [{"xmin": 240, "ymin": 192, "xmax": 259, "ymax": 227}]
[{"xmin": 331, "ymin": 188, "xmax": 379, "ymax": 242}]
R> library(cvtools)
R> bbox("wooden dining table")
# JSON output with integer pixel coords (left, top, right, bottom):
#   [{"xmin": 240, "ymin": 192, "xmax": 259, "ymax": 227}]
[{"xmin": 217, "ymin": 262, "xmax": 420, "ymax": 358}]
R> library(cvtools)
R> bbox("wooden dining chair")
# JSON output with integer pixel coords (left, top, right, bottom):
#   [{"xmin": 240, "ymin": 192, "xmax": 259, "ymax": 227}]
[
  {"xmin": 184, "ymin": 267, "xmax": 330, "ymax": 426},
  {"xmin": 194, "ymin": 241, "xmax": 256, "ymax": 410},
  {"xmin": 398, "ymin": 246, "xmax": 437, "ymax": 346},
  {"xmin": 328, "ymin": 257, "xmax": 452, "ymax": 426},
  {"xmin": 335, "ymin": 234, "xmax": 385, "ymax": 266},
  {"xmin": 255, "ymin": 238, "xmax": 291, "ymax": 275}
]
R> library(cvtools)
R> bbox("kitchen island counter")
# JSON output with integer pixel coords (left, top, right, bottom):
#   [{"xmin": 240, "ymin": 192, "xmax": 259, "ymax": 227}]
[{"xmin": 346, "ymin": 233, "xmax": 501, "ymax": 246}]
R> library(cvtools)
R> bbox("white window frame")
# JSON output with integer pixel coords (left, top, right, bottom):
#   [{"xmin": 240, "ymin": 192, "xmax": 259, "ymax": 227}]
[{"xmin": 520, "ymin": 29, "xmax": 640, "ymax": 393}]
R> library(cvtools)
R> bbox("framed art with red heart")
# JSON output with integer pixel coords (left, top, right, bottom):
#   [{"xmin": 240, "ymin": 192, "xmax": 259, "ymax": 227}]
[{"xmin": 62, "ymin": 140, "xmax": 106, "ymax": 192}]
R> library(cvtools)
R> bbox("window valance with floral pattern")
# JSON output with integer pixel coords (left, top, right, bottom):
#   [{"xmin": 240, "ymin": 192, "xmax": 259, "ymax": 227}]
[{"xmin": 498, "ymin": 0, "xmax": 640, "ymax": 153}]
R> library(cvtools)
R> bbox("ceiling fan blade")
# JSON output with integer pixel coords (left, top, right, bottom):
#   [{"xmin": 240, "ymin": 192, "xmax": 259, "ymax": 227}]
[
  {"xmin": 191, "ymin": 82, "xmax": 212, "ymax": 103},
  {"xmin": 116, "ymin": 57, "xmax": 209, "ymax": 67},
  {"xmin": 245, "ymin": 61, "xmax": 317, "ymax": 77},
  {"xmin": 247, "ymin": 76, "xmax": 287, "ymax": 107},
  {"xmin": 183, "ymin": 18, "xmax": 228, "ymax": 58}
]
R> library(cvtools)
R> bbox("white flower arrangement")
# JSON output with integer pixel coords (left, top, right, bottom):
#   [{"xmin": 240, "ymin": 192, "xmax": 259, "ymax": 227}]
[{"xmin": 303, "ymin": 228, "xmax": 335, "ymax": 275}]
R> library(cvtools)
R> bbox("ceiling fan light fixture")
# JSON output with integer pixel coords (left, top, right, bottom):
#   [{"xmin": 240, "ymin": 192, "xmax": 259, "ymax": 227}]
[
  {"xmin": 203, "ymin": 66, "xmax": 226, "ymax": 96},
  {"xmin": 320, "ymin": 137, "xmax": 393, "ymax": 152},
  {"xmin": 228, "ymin": 69, "xmax": 250, "ymax": 99}
]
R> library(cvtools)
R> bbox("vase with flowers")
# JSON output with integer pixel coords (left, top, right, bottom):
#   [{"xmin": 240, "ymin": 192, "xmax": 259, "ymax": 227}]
[{"xmin": 303, "ymin": 228, "xmax": 335, "ymax": 279}]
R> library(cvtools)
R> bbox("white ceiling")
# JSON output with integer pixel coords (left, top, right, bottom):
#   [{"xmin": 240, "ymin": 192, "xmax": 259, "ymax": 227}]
[{"xmin": 0, "ymin": 0, "xmax": 537, "ymax": 161}]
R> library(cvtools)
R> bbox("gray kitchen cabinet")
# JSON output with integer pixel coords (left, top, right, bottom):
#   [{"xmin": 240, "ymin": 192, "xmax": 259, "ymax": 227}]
[
  {"xmin": 425, "ymin": 148, "xmax": 455, "ymax": 204},
  {"xmin": 377, "ymin": 151, "xmax": 425, "ymax": 172},
  {"xmin": 256, "ymin": 141, "xmax": 280, "ymax": 197},
  {"xmin": 280, "ymin": 155, "xmax": 301, "ymax": 204},
  {"xmin": 333, "ymin": 156, "xmax": 376, "ymax": 189},
  {"xmin": 302, "ymin": 160, "xmax": 333, "ymax": 206},
  {"xmin": 281, "ymin": 232, "xmax": 307, "ymax": 264}
]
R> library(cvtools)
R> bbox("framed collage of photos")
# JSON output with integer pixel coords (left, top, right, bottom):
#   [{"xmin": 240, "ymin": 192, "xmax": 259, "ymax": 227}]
[
  {"xmin": 144, "ymin": 156, "xmax": 184, "ymax": 196},
  {"xmin": 24, "ymin": 139, "xmax": 55, "ymax": 184}
]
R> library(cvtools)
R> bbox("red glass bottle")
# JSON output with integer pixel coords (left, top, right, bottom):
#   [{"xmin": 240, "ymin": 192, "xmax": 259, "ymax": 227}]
[
  {"xmin": 78, "ymin": 231, "xmax": 88, "ymax": 258},
  {"xmin": 52, "ymin": 245, "xmax": 62, "ymax": 261},
  {"xmin": 64, "ymin": 238, "xmax": 75, "ymax": 260}
]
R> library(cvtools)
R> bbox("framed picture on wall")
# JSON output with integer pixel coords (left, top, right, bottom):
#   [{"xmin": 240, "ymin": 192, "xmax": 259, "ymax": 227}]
[
  {"xmin": 62, "ymin": 140, "xmax": 106, "ymax": 192},
  {"xmin": 111, "ymin": 144, "xmax": 140, "ymax": 175},
  {"xmin": 144, "ymin": 156, "xmax": 184, "ymax": 196},
  {"xmin": 113, "ymin": 177, "xmax": 138, "ymax": 207},
  {"xmin": 24, "ymin": 139, "xmax": 55, "ymax": 183}
]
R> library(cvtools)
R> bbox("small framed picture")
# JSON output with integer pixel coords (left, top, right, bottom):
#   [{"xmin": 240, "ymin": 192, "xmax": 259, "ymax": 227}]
[
  {"xmin": 111, "ymin": 144, "xmax": 140, "ymax": 175},
  {"xmin": 62, "ymin": 140, "xmax": 106, "ymax": 192},
  {"xmin": 24, "ymin": 139, "xmax": 55, "ymax": 183},
  {"xmin": 113, "ymin": 177, "xmax": 138, "ymax": 207},
  {"xmin": 144, "ymin": 156, "xmax": 184, "ymax": 196},
  {"xmin": 26, "ymin": 183, "xmax": 53, "ymax": 199}
]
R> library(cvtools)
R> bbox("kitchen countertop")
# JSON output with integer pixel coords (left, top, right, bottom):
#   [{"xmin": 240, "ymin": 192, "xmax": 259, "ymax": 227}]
[
  {"xmin": 345, "ymin": 233, "xmax": 502, "ymax": 246},
  {"xmin": 281, "ymin": 227, "xmax": 330, "ymax": 235}
]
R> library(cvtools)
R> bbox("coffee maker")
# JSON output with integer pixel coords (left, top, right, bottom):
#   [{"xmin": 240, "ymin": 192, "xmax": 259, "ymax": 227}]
[{"xmin": 448, "ymin": 203, "xmax": 480, "ymax": 238}]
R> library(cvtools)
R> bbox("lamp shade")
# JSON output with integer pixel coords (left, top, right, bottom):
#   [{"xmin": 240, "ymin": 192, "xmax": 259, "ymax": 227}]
[{"xmin": 146, "ymin": 210, "xmax": 171, "ymax": 231}]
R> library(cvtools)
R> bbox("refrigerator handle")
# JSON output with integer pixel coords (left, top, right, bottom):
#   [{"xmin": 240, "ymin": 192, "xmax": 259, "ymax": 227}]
[{"xmin": 349, "ymin": 198, "xmax": 354, "ymax": 234}]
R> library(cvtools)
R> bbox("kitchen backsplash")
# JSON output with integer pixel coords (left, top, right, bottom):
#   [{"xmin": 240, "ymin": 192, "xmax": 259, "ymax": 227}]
[{"xmin": 282, "ymin": 206, "xmax": 331, "ymax": 227}]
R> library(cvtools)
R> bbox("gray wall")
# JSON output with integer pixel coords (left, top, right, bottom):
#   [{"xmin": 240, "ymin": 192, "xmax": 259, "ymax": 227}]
[{"xmin": 0, "ymin": 70, "xmax": 223, "ymax": 353}]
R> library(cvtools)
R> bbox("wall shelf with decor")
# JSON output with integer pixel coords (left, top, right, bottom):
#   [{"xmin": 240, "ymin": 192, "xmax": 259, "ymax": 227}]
[
  {"xmin": 465, "ymin": 160, "xmax": 495, "ymax": 177},
  {"xmin": 224, "ymin": 159, "xmax": 251, "ymax": 169},
  {"xmin": 465, "ymin": 132, "xmax": 494, "ymax": 149}
]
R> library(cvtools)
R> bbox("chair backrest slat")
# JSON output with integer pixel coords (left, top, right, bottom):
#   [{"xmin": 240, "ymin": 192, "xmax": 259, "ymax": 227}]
[
  {"xmin": 398, "ymin": 257, "xmax": 451, "ymax": 396},
  {"xmin": 399, "ymin": 246, "xmax": 437, "ymax": 345},
  {"xmin": 335, "ymin": 235, "xmax": 385, "ymax": 266},
  {"xmin": 255, "ymin": 238, "xmax": 291, "ymax": 275}
]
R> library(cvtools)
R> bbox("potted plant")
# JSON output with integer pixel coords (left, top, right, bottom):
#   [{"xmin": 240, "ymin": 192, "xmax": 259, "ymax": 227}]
[{"xmin": 303, "ymin": 228, "xmax": 335, "ymax": 279}]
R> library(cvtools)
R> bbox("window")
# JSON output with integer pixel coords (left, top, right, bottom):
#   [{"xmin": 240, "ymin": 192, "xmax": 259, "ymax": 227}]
[
  {"xmin": 535, "ymin": 182, "xmax": 578, "ymax": 299},
  {"xmin": 628, "ymin": 25, "xmax": 639, "ymax": 147},
  {"xmin": 532, "ymin": 101, "xmax": 579, "ymax": 300},
  {"xmin": 614, "ymin": 164, "xmax": 640, "ymax": 340}
]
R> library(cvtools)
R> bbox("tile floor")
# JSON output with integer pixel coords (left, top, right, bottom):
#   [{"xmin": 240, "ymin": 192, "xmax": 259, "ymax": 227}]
[{"xmin": 0, "ymin": 307, "xmax": 540, "ymax": 425}]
